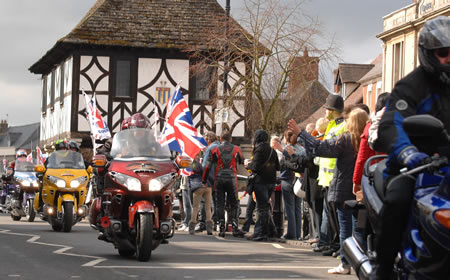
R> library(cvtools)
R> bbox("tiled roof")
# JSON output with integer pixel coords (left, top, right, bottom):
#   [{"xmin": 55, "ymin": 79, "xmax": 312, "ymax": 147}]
[
  {"xmin": 30, "ymin": 0, "xmax": 250, "ymax": 74},
  {"xmin": 336, "ymin": 63, "xmax": 374, "ymax": 84},
  {"xmin": 0, "ymin": 123, "xmax": 40, "ymax": 149},
  {"xmin": 358, "ymin": 54, "xmax": 382, "ymax": 84}
]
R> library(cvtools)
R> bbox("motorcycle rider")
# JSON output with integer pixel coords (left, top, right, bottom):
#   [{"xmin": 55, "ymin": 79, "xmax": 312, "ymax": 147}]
[
  {"xmin": 202, "ymin": 129, "xmax": 245, "ymax": 237},
  {"xmin": 372, "ymin": 16, "xmax": 450, "ymax": 279},
  {"xmin": 37, "ymin": 140, "xmax": 69, "ymax": 211}
]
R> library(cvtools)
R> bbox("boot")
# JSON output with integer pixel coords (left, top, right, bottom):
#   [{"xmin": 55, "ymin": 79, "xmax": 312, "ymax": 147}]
[
  {"xmin": 219, "ymin": 222, "xmax": 226, "ymax": 238},
  {"xmin": 232, "ymin": 220, "xmax": 245, "ymax": 237},
  {"xmin": 188, "ymin": 222, "xmax": 196, "ymax": 235},
  {"xmin": 206, "ymin": 221, "xmax": 213, "ymax": 235}
]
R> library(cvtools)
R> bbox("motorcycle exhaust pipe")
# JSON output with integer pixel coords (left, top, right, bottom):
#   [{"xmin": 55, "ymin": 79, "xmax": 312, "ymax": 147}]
[
  {"xmin": 109, "ymin": 219, "xmax": 122, "ymax": 232},
  {"xmin": 343, "ymin": 236, "xmax": 373, "ymax": 280},
  {"xmin": 160, "ymin": 220, "xmax": 172, "ymax": 234}
]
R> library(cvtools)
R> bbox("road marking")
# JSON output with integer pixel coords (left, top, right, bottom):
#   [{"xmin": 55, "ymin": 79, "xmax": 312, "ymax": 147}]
[
  {"xmin": 0, "ymin": 229, "xmax": 107, "ymax": 267},
  {"xmin": 92, "ymin": 265, "xmax": 332, "ymax": 270},
  {"xmin": 7, "ymin": 275, "xmax": 20, "ymax": 278},
  {"xmin": 271, "ymin": 243, "xmax": 311, "ymax": 252}
]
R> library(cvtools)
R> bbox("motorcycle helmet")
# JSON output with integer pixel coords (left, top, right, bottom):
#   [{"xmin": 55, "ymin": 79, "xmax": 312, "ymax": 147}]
[
  {"xmin": 418, "ymin": 16, "xmax": 450, "ymax": 84},
  {"xmin": 16, "ymin": 149, "xmax": 27, "ymax": 159},
  {"xmin": 129, "ymin": 113, "xmax": 150, "ymax": 129},
  {"xmin": 121, "ymin": 117, "xmax": 132, "ymax": 131},
  {"xmin": 54, "ymin": 140, "xmax": 68, "ymax": 151},
  {"xmin": 68, "ymin": 140, "xmax": 80, "ymax": 152}
]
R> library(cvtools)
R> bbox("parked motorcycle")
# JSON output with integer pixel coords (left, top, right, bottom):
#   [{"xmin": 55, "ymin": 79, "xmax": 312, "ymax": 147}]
[
  {"xmin": 3, "ymin": 160, "xmax": 39, "ymax": 222},
  {"xmin": 89, "ymin": 128, "xmax": 191, "ymax": 261},
  {"xmin": 343, "ymin": 115, "xmax": 450, "ymax": 279},
  {"xmin": 34, "ymin": 150, "xmax": 92, "ymax": 232}
]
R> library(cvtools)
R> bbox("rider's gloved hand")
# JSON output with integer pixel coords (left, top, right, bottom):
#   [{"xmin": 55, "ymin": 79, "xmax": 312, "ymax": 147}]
[{"xmin": 398, "ymin": 146, "xmax": 429, "ymax": 169}]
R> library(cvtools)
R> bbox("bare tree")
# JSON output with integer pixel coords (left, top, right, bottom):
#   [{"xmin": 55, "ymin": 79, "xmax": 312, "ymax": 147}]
[{"xmin": 186, "ymin": 0, "xmax": 338, "ymax": 133}]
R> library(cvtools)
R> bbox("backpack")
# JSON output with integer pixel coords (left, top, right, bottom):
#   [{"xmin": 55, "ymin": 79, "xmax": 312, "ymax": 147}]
[{"xmin": 216, "ymin": 143, "xmax": 236, "ymax": 178}]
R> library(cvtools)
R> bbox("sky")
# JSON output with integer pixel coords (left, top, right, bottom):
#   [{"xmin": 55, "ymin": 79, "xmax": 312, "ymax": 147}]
[{"xmin": 0, "ymin": 0, "xmax": 412, "ymax": 126}]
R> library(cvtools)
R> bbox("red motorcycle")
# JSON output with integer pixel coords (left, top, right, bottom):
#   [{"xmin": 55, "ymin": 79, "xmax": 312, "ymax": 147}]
[{"xmin": 89, "ymin": 128, "xmax": 191, "ymax": 261}]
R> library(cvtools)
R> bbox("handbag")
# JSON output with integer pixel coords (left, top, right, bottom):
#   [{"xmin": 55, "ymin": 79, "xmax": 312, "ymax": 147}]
[
  {"xmin": 246, "ymin": 148, "xmax": 273, "ymax": 194},
  {"xmin": 293, "ymin": 177, "xmax": 305, "ymax": 198}
]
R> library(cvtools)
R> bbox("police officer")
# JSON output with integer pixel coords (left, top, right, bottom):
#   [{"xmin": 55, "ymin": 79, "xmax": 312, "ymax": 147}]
[{"xmin": 373, "ymin": 16, "xmax": 450, "ymax": 279}]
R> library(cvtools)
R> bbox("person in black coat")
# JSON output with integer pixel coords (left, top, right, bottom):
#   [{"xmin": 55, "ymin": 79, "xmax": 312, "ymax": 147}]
[{"xmin": 246, "ymin": 129, "xmax": 280, "ymax": 241}]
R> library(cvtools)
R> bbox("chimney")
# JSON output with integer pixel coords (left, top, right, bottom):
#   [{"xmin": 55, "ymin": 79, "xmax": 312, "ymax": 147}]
[
  {"xmin": 0, "ymin": 120, "xmax": 8, "ymax": 135},
  {"xmin": 287, "ymin": 48, "xmax": 320, "ymax": 97}
]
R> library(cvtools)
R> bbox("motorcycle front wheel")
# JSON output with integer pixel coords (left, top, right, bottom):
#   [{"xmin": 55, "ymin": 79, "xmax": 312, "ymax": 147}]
[
  {"xmin": 26, "ymin": 199, "xmax": 36, "ymax": 222},
  {"xmin": 62, "ymin": 202, "xmax": 74, "ymax": 232},
  {"xmin": 135, "ymin": 213, "xmax": 153, "ymax": 261}
]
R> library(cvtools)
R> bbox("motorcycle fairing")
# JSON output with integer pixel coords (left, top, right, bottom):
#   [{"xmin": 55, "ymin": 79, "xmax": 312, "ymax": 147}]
[{"xmin": 128, "ymin": 200, "xmax": 158, "ymax": 229}]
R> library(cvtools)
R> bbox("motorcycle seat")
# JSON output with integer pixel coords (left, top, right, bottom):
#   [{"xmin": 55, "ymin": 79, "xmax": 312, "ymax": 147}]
[{"xmin": 372, "ymin": 159, "xmax": 387, "ymax": 201}]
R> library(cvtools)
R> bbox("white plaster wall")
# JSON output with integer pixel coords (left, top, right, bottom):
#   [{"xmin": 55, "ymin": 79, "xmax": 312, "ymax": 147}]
[
  {"xmin": 137, "ymin": 58, "xmax": 190, "ymax": 117},
  {"xmin": 40, "ymin": 57, "xmax": 73, "ymax": 142},
  {"xmin": 404, "ymin": 31, "xmax": 417, "ymax": 76},
  {"xmin": 78, "ymin": 56, "xmax": 110, "ymax": 132},
  {"xmin": 79, "ymin": 56, "xmax": 110, "ymax": 92},
  {"xmin": 384, "ymin": 41, "xmax": 394, "ymax": 92}
]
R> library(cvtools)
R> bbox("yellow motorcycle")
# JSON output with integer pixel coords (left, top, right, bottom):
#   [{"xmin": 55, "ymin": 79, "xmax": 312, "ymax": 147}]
[{"xmin": 34, "ymin": 150, "xmax": 92, "ymax": 232}]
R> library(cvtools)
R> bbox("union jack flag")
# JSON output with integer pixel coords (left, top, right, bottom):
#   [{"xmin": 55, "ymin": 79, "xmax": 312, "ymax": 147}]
[
  {"xmin": 36, "ymin": 146, "xmax": 46, "ymax": 165},
  {"xmin": 160, "ymin": 86, "xmax": 207, "ymax": 160}
]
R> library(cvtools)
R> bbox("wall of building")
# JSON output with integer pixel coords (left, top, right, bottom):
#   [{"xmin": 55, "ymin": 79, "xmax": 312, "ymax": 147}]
[
  {"xmin": 380, "ymin": 0, "xmax": 449, "ymax": 92},
  {"xmin": 40, "ymin": 57, "xmax": 73, "ymax": 146}
]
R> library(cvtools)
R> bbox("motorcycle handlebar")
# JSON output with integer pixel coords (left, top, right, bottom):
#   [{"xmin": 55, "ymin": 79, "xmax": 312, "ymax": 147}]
[{"xmin": 401, "ymin": 155, "xmax": 448, "ymax": 176}]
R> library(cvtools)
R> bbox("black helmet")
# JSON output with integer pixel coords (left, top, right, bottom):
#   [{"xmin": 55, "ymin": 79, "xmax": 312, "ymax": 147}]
[
  {"xmin": 323, "ymin": 94, "xmax": 344, "ymax": 113},
  {"xmin": 418, "ymin": 16, "xmax": 450, "ymax": 84},
  {"xmin": 54, "ymin": 140, "xmax": 68, "ymax": 151},
  {"xmin": 68, "ymin": 141, "xmax": 79, "ymax": 152}
]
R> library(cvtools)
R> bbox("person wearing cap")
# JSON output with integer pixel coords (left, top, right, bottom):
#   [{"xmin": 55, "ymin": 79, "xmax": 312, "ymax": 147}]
[
  {"xmin": 288, "ymin": 93, "xmax": 345, "ymax": 256},
  {"xmin": 371, "ymin": 16, "xmax": 450, "ymax": 279}
]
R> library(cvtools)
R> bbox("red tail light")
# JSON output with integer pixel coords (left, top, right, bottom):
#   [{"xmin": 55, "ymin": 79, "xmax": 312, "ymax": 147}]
[{"xmin": 101, "ymin": 216, "xmax": 111, "ymax": 228}]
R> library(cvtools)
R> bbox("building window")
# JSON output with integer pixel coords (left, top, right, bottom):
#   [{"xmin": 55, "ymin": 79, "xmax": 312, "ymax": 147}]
[
  {"xmin": 60, "ymin": 63, "xmax": 65, "ymax": 105},
  {"xmin": 42, "ymin": 76, "xmax": 47, "ymax": 113},
  {"xmin": 192, "ymin": 67, "xmax": 215, "ymax": 101},
  {"xmin": 50, "ymin": 69, "xmax": 56, "ymax": 109},
  {"xmin": 392, "ymin": 41, "xmax": 404, "ymax": 86},
  {"xmin": 110, "ymin": 57, "xmax": 137, "ymax": 98}
]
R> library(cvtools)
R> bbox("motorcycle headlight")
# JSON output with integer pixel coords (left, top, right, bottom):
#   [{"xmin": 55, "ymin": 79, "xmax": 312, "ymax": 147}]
[
  {"xmin": 47, "ymin": 175, "xmax": 66, "ymax": 188},
  {"xmin": 110, "ymin": 172, "xmax": 141, "ymax": 191},
  {"xmin": 70, "ymin": 176, "xmax": 88, "ymax": 188},
  {"xmin": 20, "ymin": 180, "xmax": 31, "ymax": 187},
  {"xmin": 32, "ymin": 181, "xmax": 39, "ymax": 187},
  {"xmin": 149, "ymin": 174, "xmax": 173, "ymax": 192}
]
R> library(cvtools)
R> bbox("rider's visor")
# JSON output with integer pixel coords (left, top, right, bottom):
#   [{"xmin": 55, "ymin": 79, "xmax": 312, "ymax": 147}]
[{"xmin": 434, "ymin": 209, "xmax": 450, "ymax": 229}]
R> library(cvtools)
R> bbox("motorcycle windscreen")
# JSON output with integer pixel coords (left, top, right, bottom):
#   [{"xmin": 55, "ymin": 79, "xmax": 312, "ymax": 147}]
[
  {"xmin": 46, "ymin": 151, "xmax": 86, "ymax": 169},
  {"xmin": 14, "ymin": 160, "xmax": 34, "ymax": 172},
  {"xmin": 110, "ymin": 128, "xmax": 172, "ymax": 159}
]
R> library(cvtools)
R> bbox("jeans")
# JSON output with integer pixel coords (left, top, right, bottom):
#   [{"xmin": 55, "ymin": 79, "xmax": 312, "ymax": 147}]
[
  {"xmin": 281, "ymin": 179, "xmax": 302, "ymax": 240},
  {"xmin": 336, "ymin": 205, "xmax": 361, "ymax": 266},
  {"xmin": 253, "ymin": 182, "xmax": 275, "ymax": 237},
  {"xmin": 182, "ymin": 189, "xmax": 192, "ymax": 227},
  {"xmin": 242, "ymin": 196, "xmax": 256, "ymax": 232},
  {"xmin": 318, "ymin": 188, "xmax": 330, "ymax": 247}
]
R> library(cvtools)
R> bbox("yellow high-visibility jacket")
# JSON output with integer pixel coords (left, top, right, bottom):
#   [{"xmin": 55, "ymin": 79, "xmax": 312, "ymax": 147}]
[{"xmin": 317, "ymin": 117, "xmax": 345, "ymax": 187}]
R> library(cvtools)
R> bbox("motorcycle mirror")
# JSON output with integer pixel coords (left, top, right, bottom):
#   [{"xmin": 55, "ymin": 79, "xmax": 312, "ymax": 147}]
[
  {"xmin": 403, "ymin": 114, "xmax": 444, "ymax": 137},
  {"xmin": 34, "ymin": 165, "xmax": 46, "ymax": 173},
  {"xmin": 87, "ymin": 165, "xmax": 93, "ymax": 175},
  {"xmin": 176, "ymin": 155, "xmax": 192, "ymax": 169},
  {"xmin": 92, "ymin": 154, "xmax": 107, "ymax": 167}
]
